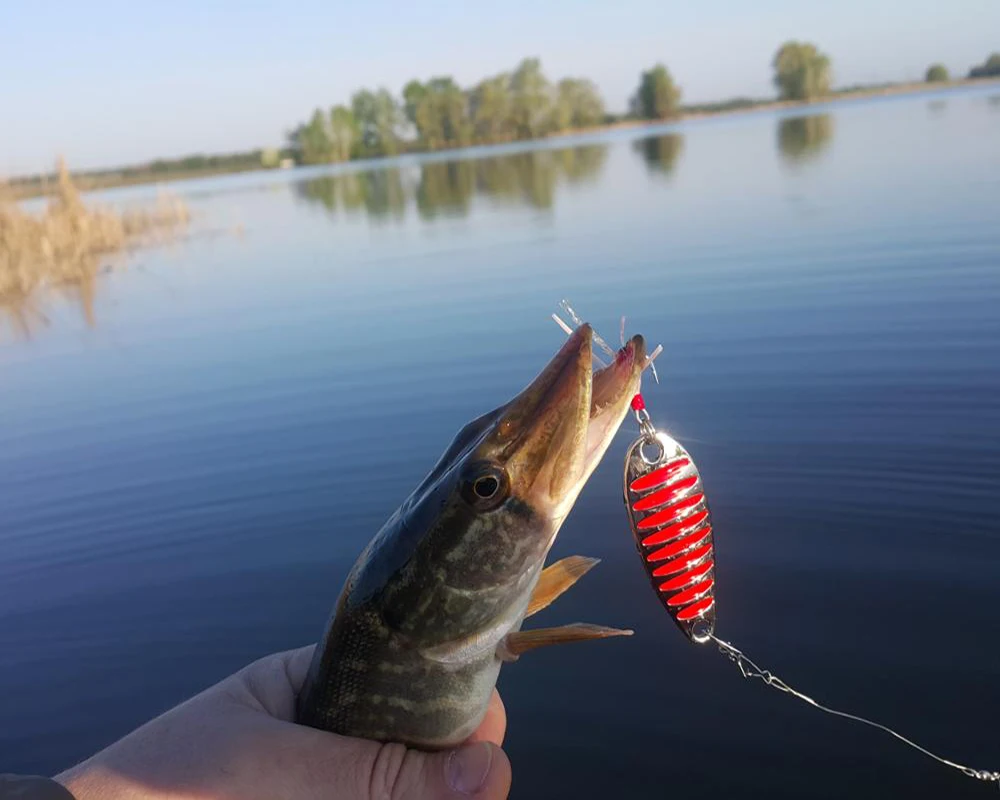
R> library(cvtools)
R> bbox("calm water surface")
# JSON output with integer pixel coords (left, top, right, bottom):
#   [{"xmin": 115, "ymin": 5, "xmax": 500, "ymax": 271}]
[{"xmin": 2, "ymin": 87, "xmax": 999, "ymax": 798}]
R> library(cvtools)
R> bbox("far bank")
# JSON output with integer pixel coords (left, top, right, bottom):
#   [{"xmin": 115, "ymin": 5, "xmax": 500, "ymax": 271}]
[{"xmin": 8, "ymin": 76, "xmax": 999, "ymax": 202}]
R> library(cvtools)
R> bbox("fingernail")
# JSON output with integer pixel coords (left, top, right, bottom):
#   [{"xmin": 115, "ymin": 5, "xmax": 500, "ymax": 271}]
[{"xmin": 446, "ymin": 741, "xmax": 493, "ymax": 795}]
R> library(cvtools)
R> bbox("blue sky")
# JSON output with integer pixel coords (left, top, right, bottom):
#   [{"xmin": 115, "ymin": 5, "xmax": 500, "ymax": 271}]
[{"xmin": 3, "ymin": 0, "xmax": 998, "ymax": 175}]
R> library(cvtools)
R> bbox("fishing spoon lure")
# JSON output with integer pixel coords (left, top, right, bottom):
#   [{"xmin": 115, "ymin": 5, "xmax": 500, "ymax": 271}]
[{"xmin": 552, "ymin": 303, "xmax": 999, "ymax": 791}]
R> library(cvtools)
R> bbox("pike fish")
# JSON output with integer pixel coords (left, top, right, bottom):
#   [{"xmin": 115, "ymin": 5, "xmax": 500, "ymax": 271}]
[{"xmin": 296, "ymin": 325, "xmax": 646, "ymax": 748}]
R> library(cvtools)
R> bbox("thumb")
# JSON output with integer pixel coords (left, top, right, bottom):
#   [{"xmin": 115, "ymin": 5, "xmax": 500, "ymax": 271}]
[{"xmin": 370, "ymin": 740, "xmax": 512, "ymax": 800}]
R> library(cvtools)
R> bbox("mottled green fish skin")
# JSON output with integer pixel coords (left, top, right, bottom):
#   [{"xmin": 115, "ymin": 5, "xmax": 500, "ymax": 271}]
[
  {"xmin": 296, "ymin": 495, "xmax": 543, "ymax": 747},
  {"xmin": 296, "ymin": 325, "xmax": 644, "ymax": 748}
]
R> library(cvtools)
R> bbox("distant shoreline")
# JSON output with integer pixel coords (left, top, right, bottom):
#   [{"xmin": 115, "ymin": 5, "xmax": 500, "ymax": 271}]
[
  {"xmin": 8, "ymin": 77, "xmax": 999, "ymax": 201},
  {"xmin": 547, "ymin": 76, "xmax": 1000, "ymax": 139}
]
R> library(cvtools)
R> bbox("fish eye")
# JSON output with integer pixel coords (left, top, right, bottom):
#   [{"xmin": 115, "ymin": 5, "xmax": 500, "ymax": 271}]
[
  {"xmin": 461, "ymin": 463, "xmax": 509, "ymax": 510},
  {"xmin": 474, "ymin": 475, "xmax": 500, "ymax": 499}
]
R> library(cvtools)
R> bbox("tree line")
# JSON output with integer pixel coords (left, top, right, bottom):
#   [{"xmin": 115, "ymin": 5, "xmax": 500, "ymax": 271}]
[
  {"xmin": 297, "ymin": 44, "xmax": 839, "ymax": 166},
  {"xmin": 925, "ymin": 53, "xmax": 1000, "ymax": 83},
  {"xmin": 289, "ymin": 55, "xmax": 694, "ymax": 164},
  {"xmin": 291, "ymin": 43, "xmax": 1000, "ymax": 166},
  {"xmin": 289, "ymin": 58, "xmax": 613, "ymax": 164},
  {"xmin": 14, "ymin": 43, "xmax": 997, "ymax": 195}
]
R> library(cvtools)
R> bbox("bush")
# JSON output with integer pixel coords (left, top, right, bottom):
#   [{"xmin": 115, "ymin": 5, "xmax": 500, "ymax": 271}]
[{"xmin": 925, "ymin": 64, "xmax": 949, "ymax": 83}]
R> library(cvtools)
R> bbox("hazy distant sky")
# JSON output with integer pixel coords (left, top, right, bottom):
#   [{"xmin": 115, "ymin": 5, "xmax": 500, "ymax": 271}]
[{"xmin": 3, "ymin": 0, "xmax": 998, "ymax": 174}]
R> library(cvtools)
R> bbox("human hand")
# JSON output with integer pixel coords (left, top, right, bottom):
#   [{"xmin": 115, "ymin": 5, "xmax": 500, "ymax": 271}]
[{"xmin": 56, "ymin": 645, "xmax": 511, "ymax": 800}]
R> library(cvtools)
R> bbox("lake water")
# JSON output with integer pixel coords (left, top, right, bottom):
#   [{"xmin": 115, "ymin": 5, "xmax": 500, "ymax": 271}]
[{"xmin": 2, "ymin": 86, "xmax": 999, "ymax": 798}]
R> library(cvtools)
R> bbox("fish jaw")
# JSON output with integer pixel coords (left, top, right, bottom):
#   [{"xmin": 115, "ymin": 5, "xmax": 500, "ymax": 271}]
[
  {"xmin": 546, "ymin": 333, "xmax": 646, "ymax": 527},
  {"xmin": 473, "ymin": 326, "xmax": 645, "ymax": 530},
  {"xmin": 584, "ymin": 335, "xmax": 646, "ymax": 484},
  {"xmin": 475, "ymin": 323, "xmax": 594, "ymax": 508}
]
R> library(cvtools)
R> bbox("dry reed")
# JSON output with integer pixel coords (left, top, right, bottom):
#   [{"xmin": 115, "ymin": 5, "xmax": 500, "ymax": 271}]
[{"xmin": 0, "ymin": 158, "xmax": 189, "ymax": 316}]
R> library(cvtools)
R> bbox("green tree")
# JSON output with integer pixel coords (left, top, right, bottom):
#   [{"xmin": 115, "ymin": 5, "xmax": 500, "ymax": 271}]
[
  {"xmin": 402, "ymin": 80, "xmax": 429, "ymax": 127},
  {"xmin": 329, "ymin": 105, "xmax": 360, "ymax": 161},
  {"xmin": 510, "ymin": 58, "xmax": 555, "ymax": 139},
  {"xmin": 925, "ymin": 64, "xmax": 949, "ymax": 83},
  {"xmin": 554, "ymin": 78, "xmax": 605, "ymax": 130},
  {"xmin": 631, "ymin": 65, "xmax": 682, "ymax": 120},
  {"xmin": 402, "ymin": 78, "xmax": 470, "ymax": 149},
  {"xmin": 772, "ymin": 41, "xmax": 831, "ymax": 101},
  {"xmin": 292, "ymin": 108, "xmax": 333, "ymax": 164},
  {"xmin": 403, "ymin": 80, "xmax": 440, "ymax": 146},
  {"xmin": 433, "ymin": 78, "xmax": 472, "ymax": 146},
  {"xmin": 351, "ymin": 89, "xmax": 402, "ymax": 156},
  {"xmin": 968, "ymin": 53, "xmax": 1000, "ymax": 79},
  {"xmin": 469, "ymin": 74, "xmax": 512, "ymax": 142}
]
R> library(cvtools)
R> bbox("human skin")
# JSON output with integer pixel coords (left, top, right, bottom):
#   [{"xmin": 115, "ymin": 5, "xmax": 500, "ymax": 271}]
[{"xmin": 55, "ymin": 645, "xmax": 511, "ymax": 800}]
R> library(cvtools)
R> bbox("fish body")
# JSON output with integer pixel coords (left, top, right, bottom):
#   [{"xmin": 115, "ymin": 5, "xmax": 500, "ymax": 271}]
[{"xmin": 297, "ymin": 325, "xmax": 645, "ymax": 748}]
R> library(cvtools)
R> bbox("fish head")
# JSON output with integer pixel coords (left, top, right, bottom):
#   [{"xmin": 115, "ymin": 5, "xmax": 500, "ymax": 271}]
[
  {"xmin": 464, "ymin": 324, "xmax": 647, "ymax": 542},
  {"xmin": 347, "ymin": 323, "xmax": 646, "ymax": 643}
]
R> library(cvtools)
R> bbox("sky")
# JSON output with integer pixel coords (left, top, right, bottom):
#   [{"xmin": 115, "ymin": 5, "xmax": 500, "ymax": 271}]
[{"xmin": 2, "ymin": 0, "xmax": 998, "ymax": 175}]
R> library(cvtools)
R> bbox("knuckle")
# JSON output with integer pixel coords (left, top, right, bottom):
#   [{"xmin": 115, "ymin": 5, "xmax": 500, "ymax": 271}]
[{"xmin": 368, "ymin": 742, "xmax": 408, "ymax": 800}]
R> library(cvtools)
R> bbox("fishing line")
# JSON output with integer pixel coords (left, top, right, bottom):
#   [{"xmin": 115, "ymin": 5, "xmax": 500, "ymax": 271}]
[
  {"xmin": 552, "ymin": 304, "xmax": 999, "ymax": 791},
  {"xmin": 707, "ymin": 634, "xmax": 1000, "ymax": 786}
]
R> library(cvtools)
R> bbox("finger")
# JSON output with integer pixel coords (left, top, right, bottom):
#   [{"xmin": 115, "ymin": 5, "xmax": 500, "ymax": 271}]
[
  {"xmin": 239, "ymin": 647, "xmax": 512, "ymax": 797},
  {"xmin": 386, "ymin": 741, "xmax": 512, "ymax": 800},
  {"xmin": 241, "ymin": 723, "xmax": 512, "ymax": 800},
  {"xmin": 465, "ymin": 690, "xmax": 506, "ymax": 747},
  {"xmin": 235, "ymin": 645, "xmax": 316, "ymax": 721},
  {"xmin": 283, "ymin": 644, "xmax": 317, "ymax": 692}
]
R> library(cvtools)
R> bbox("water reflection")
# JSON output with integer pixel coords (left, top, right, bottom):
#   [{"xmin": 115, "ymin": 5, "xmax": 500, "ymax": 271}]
[
  {"xmin": 1, "ymin": 270, "xmax": 97, "ymax": 341},
  {"xmin": 988, "ymin": 94, "xmax": 1000, "ymax": 110},
  {"xmin": 632, "ymin": 134, "xmax": 685, "ymax": 177},
  {"xmin": 296, "ymin": 144, "xmax": 608, "ymax": 222},
  {"xmin": 553, "ymin": 146, "xmax": 608, "ymax": 185},
  {"xmin": 777, "ymin": 114, "xmax": 834, "ymax": 164},
  {"xmin": 417, "ymin": 161, "xmax": 475, "ymax": 219},
  {"xmin": 298, "ymin": 169, "xmax": 407, "ymax": 222},
  {"xmin": 1, "ymin": 295, "xmax": 45, "ymax": 340}
]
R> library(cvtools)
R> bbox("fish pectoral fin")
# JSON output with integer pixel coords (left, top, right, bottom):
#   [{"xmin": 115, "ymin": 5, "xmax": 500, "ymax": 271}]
[
  {"xmin": 526, "ymin": 555, "xmax": 601, "ymax": 618},
  {"xmin": 496, "ymin": 623, "xmax": 633, "ymax": 662}
]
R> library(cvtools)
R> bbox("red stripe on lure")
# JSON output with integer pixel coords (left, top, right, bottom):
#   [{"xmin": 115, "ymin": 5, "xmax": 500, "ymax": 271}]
[
  {"xmin": 644, "ymin": 525, "xmax": 713, "ymax": 561},
  {"xmin": 676, "ymin": 596, "xmax": 715, "ymax": 623},
  {"xmin": 657, "ymin": 559, "xmax": 714, "ymax": 592},
  {"xmin": 636, "ymin": 494, "xmax": 706, "ymax": 532},
  {"xmin": 623, "ymin": 394, "xmax": 717, "ymax": 643},
  {"xmin": 632, "ymin": 475, "xmax": 699, "ymax": 511},
  {"xmin": 650, "ymin": 544, "xmax": 713, "ymax": 575},
  {"xmin": 640, "ymin": 511, "xmax": 710, "ymax": 549},
  {"xmin": 628, "ymin": 459, "xmax": 690, "ymax": 492}
]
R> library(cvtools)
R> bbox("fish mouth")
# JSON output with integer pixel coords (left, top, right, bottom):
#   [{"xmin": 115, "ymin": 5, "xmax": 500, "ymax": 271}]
[
  {"xmin": 487, "ymin": 324, "xmax": 645, "ymax": 525},
  {"xmin": 581, "ymin": 333, "xmax": 646, "ymax": 488}
]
